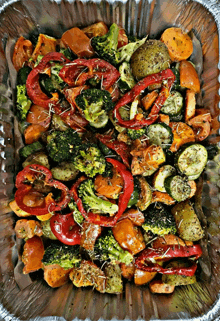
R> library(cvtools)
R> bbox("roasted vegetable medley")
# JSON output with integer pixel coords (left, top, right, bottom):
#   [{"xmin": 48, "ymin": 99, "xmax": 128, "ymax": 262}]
[{"xmin": 10, "ymin": 22, "xmax": 216, "ymax": 294}]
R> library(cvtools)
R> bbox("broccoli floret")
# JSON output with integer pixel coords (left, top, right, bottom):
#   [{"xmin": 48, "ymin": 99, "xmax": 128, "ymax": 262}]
[
  {"xmin": 46, "ymin": 128, "xmax": 81, "ymax": 163},
  {"xmin": 75, "ymin": 88, "xmax": 114, "ymax": 128},
  {"xmin": 142, "ymin": 204, "xmax": 177, "ymax": 236},
  {"xmin": 16, "ymin": 84, "xmax": 32, "ymax": 121},
  {"xmin": 59, "ymin": 47, "xmax": 77, "ymax": 60},
  {"xmin": 118, "ymin": 62, "xmax": 136, "ymax": 92},
  {"xmin": 91, "ymin": 23, "xmax": 120, "ymax": 66},
  {"xmin": 17, "ymin": 66, "xmax": 32, "ymax": 85},
  {"xmin": 78, "ymin": 179, "xmax": 118, "ymax": 215},
  {"xmin": 118, "ymin": 36, "xmax": 148, "ymax": 63},
  {"xmin": 40, "ymin": 64, "xmax": 66, "ymax": 93},
  {"xmin": 94, "ymin": 230, "xmax": 133, "ymax": 265},
  {"xmin": 73, "ymin": 143, "xmax": 106, "ymax": 177},
  {"xmin": 69, "ymin": 201, "xmax": 84, "ymax": 225},
  {"xmin": 43, "ymin": 243, "xmax": 81, "ymax": 269},
  {"xmin": 127, "ymin": 127, "xmax": 147, "ymax": 140}
]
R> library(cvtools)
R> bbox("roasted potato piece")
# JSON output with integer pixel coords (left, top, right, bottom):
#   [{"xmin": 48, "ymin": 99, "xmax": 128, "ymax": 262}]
[
  {"xmin": 104, "ymin": 263, "xmax": 123, "ymax": 294},
  {"xmin": 171, "ymin": 200, "xmax": 204, "ymax": 241},
  {"xmin": 15, "ymin": 219, "xmax": 43, "ymax": 239},
  {"xmin": 51, "ymin": 162, "xmax": 79, "ymax": 181},
  {"xmin": 69, "ymin": 260, "xmax": 106, "ymax": 293},
  {"xmin": 22, "ymin": 151, "xmax": 50, "ymax": 169},
  {"xmin": 130, "ymin": 40, "xmax": 171, "ymax": 79}
]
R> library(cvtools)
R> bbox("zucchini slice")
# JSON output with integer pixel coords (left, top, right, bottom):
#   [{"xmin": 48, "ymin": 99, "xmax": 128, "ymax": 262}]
[
  {"xmin": 147, "ymin": 123, "xmax": 173, "ymax": 148},
  {"xmin": 136, "ymin": 177, "xmax": 152, "ymax": 211},
  {"xmin": 161, "ymin": 91, "xmax": 183, "ymax": 116},
  {"xmin": 153, "ymin": 165, "xmax": 176, "ymax": 192},
  {"xmin": 175, "ymin": 144, "xmax": 208, "ymax": 178},
  {"xmin": 165, "ymin": 175, "xmax": 191, "ymax": 202}
]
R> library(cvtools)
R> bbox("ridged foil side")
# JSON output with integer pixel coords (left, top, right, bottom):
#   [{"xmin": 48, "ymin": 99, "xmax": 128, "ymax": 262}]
[{"xmin": 0, "ymin": 0, "xmax": 219, "ymax": 320}]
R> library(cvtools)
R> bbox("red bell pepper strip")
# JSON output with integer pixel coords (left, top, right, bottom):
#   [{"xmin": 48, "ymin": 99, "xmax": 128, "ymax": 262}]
[
  {"xmin": 59, "ymin": 58, "xmax": 120, "ymax": 90},
  {"xmin": 53, "ymin": 86, "xmax": 89, "ymax": 132},
  {"xmin": 96, "ymin": 133, "xmax": 131, "ymax": 168},
  {"xmin": 15, "ymin": 164, "xmax": 71, "ymax": 215},
  {"xmin": 26, "ymin": 52, "xmax": 71, "ymax": 109},
  {"xmin": 135, "ymin": 244, "xmax": 202, "ymax": 276},
  {"xmin": 71, "ymin": 158, "xmax": 134, "ymax": 227},
  {"xmin": 50, "ymin": 212, "xmax": 81, "ymax": 245},
  {"xmin": 113, "ymin": 68, "xmax": 175, "ymax": 129}
]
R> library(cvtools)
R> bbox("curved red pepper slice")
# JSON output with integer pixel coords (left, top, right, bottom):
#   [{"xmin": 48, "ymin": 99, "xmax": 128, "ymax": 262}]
[
  {"xmin": 59, "ymin": 58, "xmax": 120, "ymax": 90},
  {"xmin": 135, "ymin": 244, "xmax": 202, "ymax": 276},
  {"xmin": 71, "ymin": 158, "xmax": 134, "ymax": 227},
  {"xmin": 26, "ymin": 52, "xmax": 71, "ymax": 109},
  {"xmin": 53, "ymin": 86, "xmax": 89, "ymax": 133},
  {"xmin": 96, "ymin": 134, "xmax": 131, "ymax": 168},
  {"xmin": 15, "ymin": 164, "xmax": 71, "ymax": 215},
  {"xmin": 50, "ymin": 212, "xmax": 81, "ymax": 245},
  {"xmin": 113, "ymin": 68, "xmax": 175, "ymax": 129}
]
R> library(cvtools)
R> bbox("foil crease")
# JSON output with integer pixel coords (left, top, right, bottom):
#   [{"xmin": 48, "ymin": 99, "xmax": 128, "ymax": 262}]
[{"xmin": 0, "ymin": 0, "xmax": 220, "ymax": 320}]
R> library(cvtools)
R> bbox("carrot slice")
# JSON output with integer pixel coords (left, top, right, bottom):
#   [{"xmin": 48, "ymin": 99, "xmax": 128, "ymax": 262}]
[
  {"xmin": 12, "ymin": 36, "xmax": 33, "ymax": 71},
  {"xmin": 161, "ymin": 27, "xmax": 193, "ymax": 62},
  {"xmin": 157, "ymin": 114, "xmax": 170, "ymax": 125},
  {"xmin": 44, "ymin": 264, "xmax": 72, "ymax": 288},
  {"xmin": 120, "ymin": 262, "xmax": 135, "ymax": 280},
  {"xmin": 24, "ymin": 124, "xmax": 46, "ymax": 145},
  {"xmin": 141, "ymin": 90, "xmax": 159, "ymax": 111},
  {"xmin": 82, "ymin": 22, "xmax": 108, "ymax": 38},
  {"xmin": 37, "ymin": 213, "xmax": 53, "ymax": 221},
  {"xmin": 134, "ymin": 269, "xmax": 157, "ymax": 285},
  {"xmin": 22, "ymin": 236, "xmax": 44, "ymax": 274},
  {"xmin": 117, "ymin": 26, "xmax": 128, "ymax": 48},
  {"xmin": 187, "ymin": 113, "xmax": 211, "ymax": 141},
  {"xmin": 151, "ymin": 191, "xmax": 176, "ymax": 205},
  {"xmin": 32, "ymin": 34, "xmax": 57, "ymax": 61},
  {"xmin": 94, "ymin": 167, "xmax": 124, "ymax": 199},
  {"xmin": 112, "ymin": 218, "xmax": 145, "ymax": 255},
  {"xmin": 188, "ymin": 181, "xmax": 197, "ymax": 198},
  {"xmin": 26, "ymin": 104, "xmax": 50, "ymax": 127},
  {"xmin": 61, "ymin": 27, "xmax": 94, "ymax": 58},
  {"xmin": 169, "ymin": 122, "xmax": 195, "ymax": 152},
  {"xmin": 149, "ymin": 279, "xmax": 175, "ymax": 294},
  {"xmin": 185, "ymin": 89, "xmax": 196, "ymax": 122},
  {"xmin": 180, "ymin": 60, "xmax": 200, "ymax": 93}
]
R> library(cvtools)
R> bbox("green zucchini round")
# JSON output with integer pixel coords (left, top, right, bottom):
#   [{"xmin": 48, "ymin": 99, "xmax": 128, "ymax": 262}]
[
  {"xmin": 175, "ymin": 144, "xmax": 208, "ymax": 178},
  {"xmin": 153, "ymin": 165, "xmax": 176, "ymax": 192},
  {"xmin": 146, "ymin": 123, "xmax": 173, "ymax": 149},
  {"xmin": 161, "ymin": 91, "xmax": 183, "ymax": 116},
  {"xmin": 165, "ymin": 175, "xmax": 191, "ymax": 202}
]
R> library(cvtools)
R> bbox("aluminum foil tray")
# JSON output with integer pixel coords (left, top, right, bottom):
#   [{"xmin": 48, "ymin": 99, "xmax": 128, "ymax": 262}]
[{"xmin": 0, "ymin": 0, "xmax": 220, "ymax": 320}]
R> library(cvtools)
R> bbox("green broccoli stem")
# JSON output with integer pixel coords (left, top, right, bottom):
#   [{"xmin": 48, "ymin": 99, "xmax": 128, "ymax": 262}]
[
  {"xmin": 83, "ymin": 194, "xmax": 118, "ymax": 215},
  {"xmin": 108, "ymin": 245, "xmax": 133, "ymax": 264}
]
